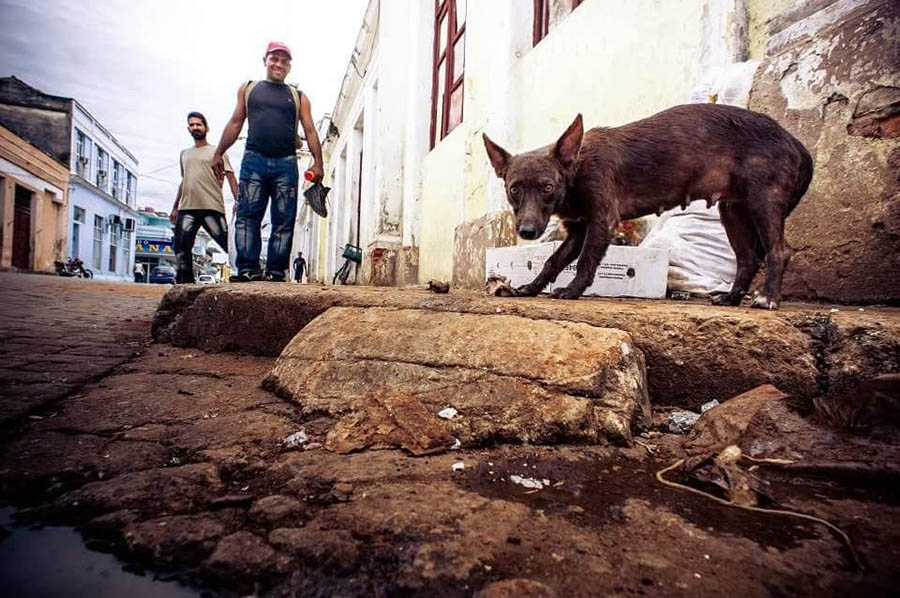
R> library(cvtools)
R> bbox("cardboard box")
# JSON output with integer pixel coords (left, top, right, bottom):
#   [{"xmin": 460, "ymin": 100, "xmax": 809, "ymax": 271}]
[
  {"xmin": 554, "ymin": 245, "xmax": 669, "ymax": 298},
  {"xmin": 485, "ymin": 243, "xmax": 669, "ymax": 299},
  {"xmin": 485, "ymin": 242, "xmax": 560, "ymax": 291}
]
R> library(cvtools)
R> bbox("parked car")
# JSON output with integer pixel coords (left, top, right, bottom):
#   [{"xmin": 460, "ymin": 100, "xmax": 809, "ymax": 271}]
[
  {"xmin": 197, "ymin": 274, "xmax": 217, "ymax": 285},
  {"xmin": 149, "ymin": 266, "xmax": 176, "ymax": 284}
]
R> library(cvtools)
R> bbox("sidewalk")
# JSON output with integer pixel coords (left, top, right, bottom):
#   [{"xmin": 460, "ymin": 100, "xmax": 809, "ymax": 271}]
[{"xmin": 0, "ymin": 272, "xmax": 166, "ymax": 424}]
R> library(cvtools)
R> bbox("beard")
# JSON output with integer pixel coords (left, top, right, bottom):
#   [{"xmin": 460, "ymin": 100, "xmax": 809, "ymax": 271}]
[{"xmin": 190, "ymin": 130, "xmax": 206, "ymax": 140}]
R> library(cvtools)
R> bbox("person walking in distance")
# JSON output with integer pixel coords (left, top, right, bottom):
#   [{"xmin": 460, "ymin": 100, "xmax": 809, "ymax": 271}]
[
  {"xmin": 171, "ymin": 112, "xmax": 238, "ymax": 284},
  {"xmin": 212, "ymin": 41, "xmax": 324, "ymax": 282},
  {"xmin": 292, "ymin": 250, "xmax": 306, "ymax": 283}
]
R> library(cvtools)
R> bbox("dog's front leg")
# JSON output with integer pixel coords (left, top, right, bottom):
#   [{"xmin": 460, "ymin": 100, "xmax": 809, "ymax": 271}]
[
  {"xmin": 551, "ymin": 222, "xmax": 610, "ymax": 300},
  {"xmin": 517, "ymin": 221, "xmax": 587, "ymax": 296}
]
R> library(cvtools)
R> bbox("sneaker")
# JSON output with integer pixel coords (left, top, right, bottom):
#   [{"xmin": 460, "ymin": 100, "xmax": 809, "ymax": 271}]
[
  {"xmin": 304, "ymin": 182, "xmax": 330, "ymax": 218},
  {"xmin": 229, "ymin": 272, "xmax": 263, "ymax": 283}
]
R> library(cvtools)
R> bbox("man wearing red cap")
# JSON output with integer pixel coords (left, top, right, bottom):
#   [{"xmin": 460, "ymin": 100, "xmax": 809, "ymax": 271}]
[{"xmin": 212, "ymin": 41, "xmax": 324, "ymax": 282}]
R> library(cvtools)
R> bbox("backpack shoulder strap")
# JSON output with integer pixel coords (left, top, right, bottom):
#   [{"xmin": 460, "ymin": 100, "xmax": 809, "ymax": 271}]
[
  {"xmin": 287, "ymin": 85, "xmax": 301, "ymax": 126},
  {"xmin": 288, "ymin": 85, "xmax": 304, "ymax": 150},
  {"xmin": 243, "ymin": 80, "xmax": 258, "ymax": 115}
]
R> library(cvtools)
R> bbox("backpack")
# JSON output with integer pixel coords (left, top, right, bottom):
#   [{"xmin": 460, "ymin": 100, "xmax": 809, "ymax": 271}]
[{"xmin": 244, "ymin": 80, "xmax": 304, "ymax": 150}]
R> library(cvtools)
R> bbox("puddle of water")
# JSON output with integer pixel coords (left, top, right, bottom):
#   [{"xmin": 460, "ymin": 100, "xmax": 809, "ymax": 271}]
[
  {"xmin": 462, "ymin": 454, "xmax": 820, "ymax": 551},
  {"xmin": 0, "ymin": 507, "xmax": 206, "ymax": 598}
]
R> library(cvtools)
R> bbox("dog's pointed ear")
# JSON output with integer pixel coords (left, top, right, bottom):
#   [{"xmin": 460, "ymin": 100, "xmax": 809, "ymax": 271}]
[
  {"xmin": 483, "ymin": 133, "xmax": 511, "ymax": 179},
  {"xmin": 553, "ymin": 113, "xmax": 583, "ymax": 172}
]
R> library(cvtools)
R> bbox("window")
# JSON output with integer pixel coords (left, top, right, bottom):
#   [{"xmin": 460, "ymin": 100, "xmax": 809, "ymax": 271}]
[
  {"xmin": 96, "ymin": 148, "xmax": 109, "ymax": 191},
  {"xmin": 125, "ymin": 171, "xmax": 136, "ymax": 206},
  {"xmin": 534, "ymin": 0, "xmax": 550, "ymax": 45},
  {"xmin": 109, "ymin": 221, "xmax": 119, "ymax": 272},
  {"xmin": 534, "ymin": 0, "xmax": 585, "ymax": 46},
  {"xmin": 430, "ymin": 0, "xmax": 466, "ymax": 147},
  {"xmin": 123, "ymin": 229, "xmax": 133, "ymax": 272},
  {"xmin": 75, "ymin": 130, "xmax": 91, "ymax": 179},
  {"xmin": 72, "ymin": 206, "xmax": 85, "ymax": 259},
  {"xmin": 93, "ymin": 215, "xmax": 103, "ymax": 271},
  {"xmin": 111, "ymin": 160, "xmax": 123, "ymax": 200}
]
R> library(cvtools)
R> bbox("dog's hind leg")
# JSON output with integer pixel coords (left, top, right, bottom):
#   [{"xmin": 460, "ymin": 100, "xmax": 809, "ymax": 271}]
[
  {"xmin": 517, "ymin": 221, "xmax": 586, "ymax": 296},
  {"xmin": 713, "ymin": 201, "xmax": 761, "ymax": 307},
  {"xmin": 748, "ymin": 191, "xmax": 790, "ymax": 310}
]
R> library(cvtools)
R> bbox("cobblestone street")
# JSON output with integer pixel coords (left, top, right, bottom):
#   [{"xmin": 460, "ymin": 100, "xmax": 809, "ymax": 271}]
[
  {"xmin": 0, "ymin": 273, "xmax": 166, "ymax": 424},
  {"xmin": 0, "ymin": 275, "xmax": 898, "ymax": 597}
]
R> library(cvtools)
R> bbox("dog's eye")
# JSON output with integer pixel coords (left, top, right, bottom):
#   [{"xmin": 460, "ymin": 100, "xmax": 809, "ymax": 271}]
[
  {"xmin": 542, "ymin": 183, "xmax": 554, "ymax": 194},
  {"xmin": 509, "ymin": 186, "xmax": 520, "ymax": 197}
]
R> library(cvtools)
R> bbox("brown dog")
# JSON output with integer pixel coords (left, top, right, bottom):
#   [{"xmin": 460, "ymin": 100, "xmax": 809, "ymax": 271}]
[{"xmin": 483, "ymin": 104, "xmax": 813, "ymax": 308}]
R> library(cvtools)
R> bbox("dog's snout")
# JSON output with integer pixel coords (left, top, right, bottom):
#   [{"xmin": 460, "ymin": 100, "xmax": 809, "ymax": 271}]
[{"xmin": 518, "ymin": 226, "xmax": 538, "ymax": 240}]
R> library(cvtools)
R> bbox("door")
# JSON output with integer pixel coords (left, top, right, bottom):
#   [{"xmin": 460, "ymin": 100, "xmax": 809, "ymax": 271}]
[{"xmin": 12, "ymin": 185, "xmax": 32, "ymax": 269}]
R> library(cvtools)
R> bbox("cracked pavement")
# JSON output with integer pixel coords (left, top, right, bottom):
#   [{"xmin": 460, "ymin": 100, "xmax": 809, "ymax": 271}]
[{"xmin": 1, "ymin": 274, "xmax": 899, "ymax": 597}]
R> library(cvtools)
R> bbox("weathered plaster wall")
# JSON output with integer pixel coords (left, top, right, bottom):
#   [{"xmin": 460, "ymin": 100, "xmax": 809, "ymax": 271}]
[
  {"xmin": 419, "ymin": 126, "xmax": 467, "ymax": 284},
  {"xmin": 452, "ymin": 211, "xmax": 516, "ymax": 289},
  {"xmin": 515, "ymin": 0, "xmax": 705, "ymax": 147},
  {"xmin": 0, "ymin": 77, "xmax": 72, "ymax": 167},
  {"xmin": 750, "ymin": 0, "xmax": 900, "ymax": 303},
  {"xmin": 748, "ymin": 0, "xmax": 805, "ymax": 60}
]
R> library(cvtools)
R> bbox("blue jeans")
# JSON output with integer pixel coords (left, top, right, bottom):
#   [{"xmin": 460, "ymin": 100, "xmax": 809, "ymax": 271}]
[{"xmin": 235, "ymin": 150, "xmax": 299, "ymax": 277}]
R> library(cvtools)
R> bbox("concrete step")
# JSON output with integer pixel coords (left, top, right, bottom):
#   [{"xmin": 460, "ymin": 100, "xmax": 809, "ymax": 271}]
[
  {"xmin": 152, "ymin": 284, "xmax": 900, "ymax": 409},
  {"xmin": 264, "ymin": 307, "xmax": 651, "ymax": 448}
]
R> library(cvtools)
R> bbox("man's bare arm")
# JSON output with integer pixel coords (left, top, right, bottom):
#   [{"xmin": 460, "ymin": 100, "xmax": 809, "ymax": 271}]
[
  {"xmin": 213, "ymin": 83, "xmax": 248, "ymax": 177},
  {"xmin": 169, "ymin": 182, "xmax": 183, "ymax": 225},
  {"xmin": 299, "ymin": 93, "xmax": 324, "ymax": 182}
]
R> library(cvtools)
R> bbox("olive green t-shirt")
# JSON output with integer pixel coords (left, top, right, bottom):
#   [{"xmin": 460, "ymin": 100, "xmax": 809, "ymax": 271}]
[{"xmin": 179, "ymin": 144, "xmax": 233, "ymax": 213}]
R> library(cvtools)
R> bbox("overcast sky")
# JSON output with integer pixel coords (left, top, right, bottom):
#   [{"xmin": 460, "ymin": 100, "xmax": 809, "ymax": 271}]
[{"xmin": 0, "ymin": 0, "xmax": 368, "ymax": 211}]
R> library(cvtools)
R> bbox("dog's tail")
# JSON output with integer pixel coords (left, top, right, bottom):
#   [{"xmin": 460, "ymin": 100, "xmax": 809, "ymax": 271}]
[{"xmin": 788, "ymin": 142, "xmax": 814, "ymax": 217}]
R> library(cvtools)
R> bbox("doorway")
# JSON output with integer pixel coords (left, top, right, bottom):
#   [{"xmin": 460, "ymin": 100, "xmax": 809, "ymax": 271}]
[{"xmin": 12, "ymin": 185, "xmax": 32, "ymax": 270}]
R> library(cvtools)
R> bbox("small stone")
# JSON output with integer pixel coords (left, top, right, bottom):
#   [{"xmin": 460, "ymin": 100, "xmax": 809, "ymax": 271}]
[
  {"xmin": 509, "ymin": 475, "xmax": 544, "ymax": 489},
  {"xmin": 452, "ymin": 461, "xmax": 465, "ymax": 472},
  {"xmin": 700, "ymin": 399, "xmax": 720, "ymax": 413},
  {"xmin": 283, "ymin": 431, "xmax": 309, "ymax": 448},
  {"xmin": 667, "ymin": 410, "xmax": 700, "ymax": 434},
  {"xmin": 437, "ymin": 406, "xmax": 458, "ymax": 420}
]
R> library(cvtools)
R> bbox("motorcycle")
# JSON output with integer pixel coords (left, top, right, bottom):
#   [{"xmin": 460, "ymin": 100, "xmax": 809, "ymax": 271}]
[{"xmin": 55, "ymin": 257, "xmax": 93, "ymax": 279}]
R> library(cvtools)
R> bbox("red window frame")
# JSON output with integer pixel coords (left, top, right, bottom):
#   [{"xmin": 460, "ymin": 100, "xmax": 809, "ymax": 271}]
[
  {"xmin": 430, "ymin": 0, "xmax": 466, "ymax": 148},
  {"xmin": 533, "ymin": 0, "xmax": 550, "ymax": 46},
  {"xmin": 534, "ymin": 0, "xmax": 585, "ymax": 46}
]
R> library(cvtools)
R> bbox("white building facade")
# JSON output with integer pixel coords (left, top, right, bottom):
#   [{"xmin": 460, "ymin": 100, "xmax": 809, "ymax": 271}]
[
  {"xmin": 69, "ymin": 102, "xmax": 139, "ymax": 280},
  {"xmin": 304, "ymin": 0, "xmax": 860, "ymax": 294}
]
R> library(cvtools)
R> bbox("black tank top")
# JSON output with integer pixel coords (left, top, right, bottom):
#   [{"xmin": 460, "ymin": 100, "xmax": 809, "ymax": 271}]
[{"xmin": 246, "ymin": 81, "xmax": 298, "ymax": 158}]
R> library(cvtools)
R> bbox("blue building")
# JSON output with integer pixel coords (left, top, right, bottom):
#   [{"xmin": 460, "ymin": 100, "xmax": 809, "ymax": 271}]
[
  {"xmin": 69, "ymin": 101, "xmax": 139, "ymax": 280},
  {"xmin": 0, "ymin": 76, "xmax": 138, "ymax": 281}
]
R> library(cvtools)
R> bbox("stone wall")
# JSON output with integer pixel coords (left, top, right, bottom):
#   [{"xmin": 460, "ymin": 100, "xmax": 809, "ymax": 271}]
[
  {"xmin": 750, "ymin": 0, "xmax": 900, "ymax": 303},
  {"xmin": 452, "ymin": 212, "xmax": 516, "ymax": 289}
]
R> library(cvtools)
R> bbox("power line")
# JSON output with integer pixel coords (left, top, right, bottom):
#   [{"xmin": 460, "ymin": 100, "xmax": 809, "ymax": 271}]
[{"xmin": 139, "ymin": 162, "xmax": 180, "ymax": 176}]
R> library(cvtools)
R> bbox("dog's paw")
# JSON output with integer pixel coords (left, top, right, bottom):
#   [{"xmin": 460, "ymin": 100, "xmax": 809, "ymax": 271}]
[
  {"xmin": 750, "ymin": 293, "xmax": 779, "ymax": 310},
  {"xmin": 515, "ymin": 283, "xmax": 543, "ymax": 297},
  {"xmin": 710, "ymin": 292, "xmax": 743, "ymax": 306},
  {"xmin": 550, "ymin": 286, "xmax": 583, "ymax": 300}
]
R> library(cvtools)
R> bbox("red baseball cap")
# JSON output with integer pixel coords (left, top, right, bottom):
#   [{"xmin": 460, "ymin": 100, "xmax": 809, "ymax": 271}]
[{"xmin": 265, "ymin": 41, "xmax": 292, "ymax": 59}]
